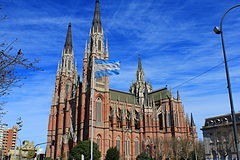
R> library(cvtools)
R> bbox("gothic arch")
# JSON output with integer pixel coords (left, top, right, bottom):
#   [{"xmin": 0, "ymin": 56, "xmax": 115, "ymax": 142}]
[
  {"xmin": 116, "ymin": 136, "xmax": 121, "ymax": 151},
  {"xmin": 134, "ymin": 138, "xmax": 139, "ymax": 156},
  {"xmin": 96, "ymin": 134, "xmax": 102, "ymax": 151},
  {"xmin": 96, "ymin": 97, "xmax": 102, "ymax": 122},
  {"xmin": 126, "ymin": 137, "xmax": 131, "ymax": 156}
]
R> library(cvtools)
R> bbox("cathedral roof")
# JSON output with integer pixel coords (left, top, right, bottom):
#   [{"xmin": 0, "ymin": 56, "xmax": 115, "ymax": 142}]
[
  {"xmin": 148, "ymin": 87, "xmax": 170, "ymax": 101},
  {"xmin": 110, "ymin": 89, "xmax": 136, "ymax": 104},
  {"xmin": 110, "ymin": 87, "xmax": 171, "ymax": 104}
]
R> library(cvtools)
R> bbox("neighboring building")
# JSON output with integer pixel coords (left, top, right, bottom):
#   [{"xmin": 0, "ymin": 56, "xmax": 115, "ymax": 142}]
[
  {"xmin": 8, "ymin": 140, "xmax": 36, "ymax": 160},
  {"xmin": 201, "ymin": 113, "xmax": 240, "ymax": 160},
  {"xmin": 0, "ymin": 124, "xmax": 7, "ymax": 148},
  {"xmin": 1, "ymin": 126, "xmax": 18, "ymax": 156},
  {"xmin": 45, "ymin": 0, "xmax": 198, "ymax": 159}
]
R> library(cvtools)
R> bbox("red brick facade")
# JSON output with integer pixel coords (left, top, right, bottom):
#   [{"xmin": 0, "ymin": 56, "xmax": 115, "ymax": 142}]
[
  {"xmin": 45, "ymin": 1, "xmax": 197, "ymax": 159},
  {"xmin": 2, "ymin": 126, "xmax": 18, "ymax": 156}
]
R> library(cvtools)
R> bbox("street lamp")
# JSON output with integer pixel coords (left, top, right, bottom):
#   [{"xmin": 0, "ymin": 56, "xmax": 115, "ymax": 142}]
[
  {"xmin": 214, "ymin": 4, "xmax": 240, "ymax": 160},
  {"xmin": 14, "ymin": 117, "xmax": 23, "ymax": 160}
]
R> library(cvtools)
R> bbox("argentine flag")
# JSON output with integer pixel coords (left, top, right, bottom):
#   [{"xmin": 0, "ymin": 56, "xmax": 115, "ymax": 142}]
[{"xmin": 95, "ymin": 59, "xmax": 120, "ymax": 78}]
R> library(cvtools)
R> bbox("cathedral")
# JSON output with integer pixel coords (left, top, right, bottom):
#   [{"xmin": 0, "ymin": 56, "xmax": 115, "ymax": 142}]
[{"xmin": 46, "ymin": 0, "xmax": 197, "ymax": 159}]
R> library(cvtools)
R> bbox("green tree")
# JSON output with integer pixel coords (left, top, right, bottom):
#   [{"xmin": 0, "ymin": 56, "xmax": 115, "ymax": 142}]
[
  {"xmin": 27, "ymin": 150, "xmax": 35, "ymax": 160},
  {"xmin": 69, "ymin": 140, "xmax": 101, "ymax": 160},
  {"xmin": 105, "ymin": 147, "xmax": 120, "ymax": 160},
  {"xmin": 136, "ymin": 152, "xmax": 153, "ymax": 160}
]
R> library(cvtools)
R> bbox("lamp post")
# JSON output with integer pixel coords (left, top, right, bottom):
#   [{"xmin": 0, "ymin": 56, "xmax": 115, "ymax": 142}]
[
  {"xmin": 13, "ymin": 117, "xmax": 23, "ymax": 160},
  {"xmin": 214, "ymin": 4, "xmax": 240, "ymax": 160},
  {"xmin": 17, "ymin": 137, "xmax": 21, "ymax": 160}
]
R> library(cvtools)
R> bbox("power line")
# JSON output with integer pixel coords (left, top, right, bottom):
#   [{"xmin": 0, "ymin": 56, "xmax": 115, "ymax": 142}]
[{"xmin": 172, "ymin": 55, "xmax": 240, "ymax": 90}]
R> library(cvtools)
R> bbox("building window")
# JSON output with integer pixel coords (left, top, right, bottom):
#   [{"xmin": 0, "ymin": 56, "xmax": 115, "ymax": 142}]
[
  {"xmin": 98, "ymin": 40, "xmax": 101, "ymax": 51},
  {"xmin": 158, "ymin": 114, "xmax": 163, "ymax": 130},
  {"xmin": 68, "ymin": 60, "xmax": 71, "ymax": 70},
  {"xmin": 126, "ymin": 110, "xmax": 131, "ymax": 129},
  {"xmin": 175, "ymin": 113, "xmax": 178, "ymax": 127},
  {"xmin": 116, "ymin": 137, "xmax": 120, "ymax": 151},
  {"xmin": 117, "ymin": 108, "xmax": 122, "ymax": 128},
  {"xmin": 135, "ymin": 139, "xmax": 139, "ymax": 155},
  {"xmin": 168, "ymin": 112, "xmax": 171, "ymax": 127},
  {"xmin": 109, "ymin": 107, "xmax": 113, "ymax": 128},
  {"xmin": 96, "ymin": 97, "xmax": 102, "ymax": 122},
  {"xmin": 108, "ymin": 136, "xmax": 111, "ymax": 149},
  {"xmin": 65, "ymin": 84, "xmax": 69, "ymax": 94},
  {"xmin": 126, "ymin": 138, "xmax": 130, "ymax": 156},
  {"xmin": 135, "ymin": 111, "xmax": 140, "ymax": 130},
  {"xmin": 97, "ymin": 135, "xmax": 101, "ymax": 151}
]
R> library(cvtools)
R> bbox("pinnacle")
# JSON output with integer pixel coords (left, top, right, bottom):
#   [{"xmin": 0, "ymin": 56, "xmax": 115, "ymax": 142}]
[
  {"xmin": 92, "ymin": 0, "xmax": 102, "ymax": 33},
  {"xmin": 64, "ymin": 23, "xmax": 73, "ymax": 51}
]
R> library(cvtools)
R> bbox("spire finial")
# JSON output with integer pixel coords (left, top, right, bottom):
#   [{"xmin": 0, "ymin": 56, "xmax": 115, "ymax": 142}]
[
  {"xmin": 138, "ymin": 54, "xmax": 143, "ymax": 70},
  {"xmin": 177, "ymin": 90, "xmax": 181, "ymax": 101},
  {"xmin": 64, "ymin": 23, "xmax": 73, "ymax": 51},
  {"xmin": 191, "ymin": 113, "xmax": 195, "ymax": 126},
  {"xmin": 92, "ymin": 0, "xmax": 102, "ymax": 33}
]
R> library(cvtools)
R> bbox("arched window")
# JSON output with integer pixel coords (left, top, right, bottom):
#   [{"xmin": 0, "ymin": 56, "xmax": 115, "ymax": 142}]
[
  {"xmin": 116, "ymin": 136, "xmax": 120, "ymax": 151},
  {"xmin": 108, "ymin": 136, "xmax": 111, "ymax": 149},
  {"xmin": 158, "ymin": 113, "xmax": 163, "ymax": 130},
  {"xmin": 68, "ymin": 60, "xmax": 71, "ymax": 70},
  {"xmin": 135, "ymin": 139, "xmax": 139, "ymax": 155},
  {"xmin": 126, "ymin": 110, "xmax": 131, "ymax": 129},
  {"xmin": 126, "ymin": 138, "xmax": 130, "ymax": 156},
  {"xmin": 168, "ymin": 112, "xmax": 171, "ymax": 127},
  {"xmin": 109, "ymin": 107, "xmax": 113, "ymax": 128},
  {"xmin": 98, "ymin": 40, "xmax": 101, "ymax": 51},
  {"xmin": 175, "ymin": 113, "xmax": 178, "ymax": 127},
  {"xmin": 97, "ymin": 135, "xmax": 101, "ymax": 151},
  {"xmin": 135, "ymin": 111, "xmax": 140, "ymax": 130},
  {"xmin": 96, "ymin": 97, "xmax": 102, "ymax": 122},
  {"xmin": 117, "ymin": 108, "xmax": 122, "ymax": 128}
]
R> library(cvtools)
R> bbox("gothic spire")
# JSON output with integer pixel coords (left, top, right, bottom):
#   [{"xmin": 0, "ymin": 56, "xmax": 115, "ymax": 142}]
[
  {"xmin": 190, "ymin": 113, "xmax": 195, "ymax": 126},
  {"xmin": 177, "ymin": 90, "xmax": 181, "ymax": 101},
  {"xmin": 138, "ymin": 54, "xmax": 143, "ymax": 70},
  {"xmin": 92, "ymin": 0, "xmax": 102, "ymax": 33},
  {"xmin": 64, "ymin": 23, "xmax": 73, "ymax": 51}
]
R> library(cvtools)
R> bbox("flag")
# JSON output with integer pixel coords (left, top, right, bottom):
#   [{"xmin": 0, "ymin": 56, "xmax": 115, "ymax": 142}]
[{"xmin": 95, "ymin": 59, "xmax": 120, "ymax": 78}]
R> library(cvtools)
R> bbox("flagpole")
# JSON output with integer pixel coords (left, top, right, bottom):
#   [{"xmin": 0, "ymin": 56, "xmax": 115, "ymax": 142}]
[{"xmin": 90, "ymin": 56, "xmax": 95, "ymax": 160}]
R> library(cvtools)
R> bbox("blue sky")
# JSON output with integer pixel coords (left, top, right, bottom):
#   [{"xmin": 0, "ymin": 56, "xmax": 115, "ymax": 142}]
[{"xmin": 1, "ymin": 0, "xmax": 240, "ymax": 148}]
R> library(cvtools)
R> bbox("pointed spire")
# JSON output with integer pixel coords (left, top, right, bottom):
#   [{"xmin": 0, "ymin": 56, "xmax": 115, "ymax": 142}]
[
  {"xmin": 144, "ymin": 82, "xmax": 148, "ymax": 106},
  {"xmin": 85, "ymin": 40, "xmax": 88, "ymax": 51},
  {"xmin": 92, "ymin": 0, "xmax": 102, "ymax": 33},
  {"xmin": 191, "ymin": 113, "xmax": 195, "ymax": 126},
  {"xmin": 64, "ymin": 23, "xmax": 73, "ymax": 51},
  {"xmin": 105, "ymin": 39, "xmax": 109, "ymax": 57},
  {"xmin": 138, "ymin": 54, "xmax": 143, "ymax": 70},
  {"xmin": 177, "ymin": 90, "xmax": 181, "ymax": 101}
]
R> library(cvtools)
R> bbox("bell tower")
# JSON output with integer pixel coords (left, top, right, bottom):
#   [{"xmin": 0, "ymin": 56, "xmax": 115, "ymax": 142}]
[
  {"xmin": 46, "ymin": 23, "xmax": 79, "ymax": 159},
  {"xmin": 80, "ymin": 0, "xmax": 110, "ymax": 142}
]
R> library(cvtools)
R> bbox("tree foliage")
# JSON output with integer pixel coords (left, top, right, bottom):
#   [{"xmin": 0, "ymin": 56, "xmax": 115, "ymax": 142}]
[
  {"xmin": 151, "ymin": 137, "xmax": 205, "ymax": 160},
  {"xmin": 105, "ymin": 147, "xmax": 120, "ymax": 160},
  {"xmin": 136, "ymin": 152, "xmax": 153, "ymax": 160},
  {"xmin": 69, "ymin": 140, "xmax": 101, "ymax": 160},
  {"xmin": 27, "ymin": 150, "xmax": 35, "ymax": 160}
]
